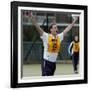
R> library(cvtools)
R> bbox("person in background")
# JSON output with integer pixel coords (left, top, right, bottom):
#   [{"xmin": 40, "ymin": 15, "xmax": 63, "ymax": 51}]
[{"xmin": 68, "ymin": 36, "xmax": 80, "ymax": 74}]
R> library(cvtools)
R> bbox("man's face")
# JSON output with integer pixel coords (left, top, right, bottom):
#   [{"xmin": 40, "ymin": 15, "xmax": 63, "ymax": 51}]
[
  {"xmin": 75, "ymin": 36, "xmax": 78, "ymax": 41},
  {"xmin": 50, "ymin": 24, "xmax": 58, "ymax": 35}
]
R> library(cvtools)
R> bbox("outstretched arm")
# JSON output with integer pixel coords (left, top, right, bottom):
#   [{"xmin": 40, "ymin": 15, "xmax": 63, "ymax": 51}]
[
  {"xmin": 29, "ymin": 12, "xmax": 44, "ymax": 36},
  {"xmin": 63, "ymin": 17, "xmax": 78, "ymax": 37}
]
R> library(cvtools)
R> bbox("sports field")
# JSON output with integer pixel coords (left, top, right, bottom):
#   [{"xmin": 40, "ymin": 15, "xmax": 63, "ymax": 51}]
[{"xmin": 23, "ymin": 63, "xmax": 79, "ymax": 77}]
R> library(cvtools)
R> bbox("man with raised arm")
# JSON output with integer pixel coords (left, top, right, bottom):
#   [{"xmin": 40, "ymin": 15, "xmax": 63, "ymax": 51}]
[{"xmin": 29, "ymin": 12, "xmax": 78, "ymax": 76}]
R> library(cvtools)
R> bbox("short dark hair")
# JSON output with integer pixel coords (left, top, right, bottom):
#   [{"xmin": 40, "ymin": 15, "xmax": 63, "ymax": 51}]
[{"xmin": 48, "ymin": 23, "xmax": 56, "ymax": 31}]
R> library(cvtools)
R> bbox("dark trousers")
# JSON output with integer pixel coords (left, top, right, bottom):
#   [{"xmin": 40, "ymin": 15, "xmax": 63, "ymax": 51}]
[
  {"xmin": 72, "ymin": 52, "xmax": 79, "ymax": 71},
  {"xmin": 41, "ymin": 59, "xmax": 56, "ymax": 76}
]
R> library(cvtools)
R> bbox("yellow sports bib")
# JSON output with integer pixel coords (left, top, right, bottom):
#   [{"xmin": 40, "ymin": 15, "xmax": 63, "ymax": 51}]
[
  {"xmin": 72, "ymin": 41, "xmax": 80, "ymax": 52},
  {"xmin": 47, "ymin": 34, "xmax": 60, "ymax": 53}
]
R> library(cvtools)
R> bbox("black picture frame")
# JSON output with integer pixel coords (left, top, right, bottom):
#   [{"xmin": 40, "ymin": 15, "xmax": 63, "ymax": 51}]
[{"xmin": 11, "ymin": 1, "xmax": 88, "ymax": 88}]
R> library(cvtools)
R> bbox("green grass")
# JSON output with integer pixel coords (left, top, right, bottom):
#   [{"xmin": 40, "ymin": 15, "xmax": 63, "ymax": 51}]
[{"xmin": 22, "ymin": 63, "xmax": 79, "ymax": 77}]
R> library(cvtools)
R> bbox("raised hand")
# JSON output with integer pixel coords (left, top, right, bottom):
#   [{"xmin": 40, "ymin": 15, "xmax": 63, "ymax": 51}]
[
  {"xmin": 72, "ymin": 15, "xmax": 79, "ymax": 22},
  {"xmin": 23, "ymin": 11, "xmax": 33, "ymax": 18},
  {"xmin": 28, "ymin": 11, "xmax": 33, "ymax": 17}
]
